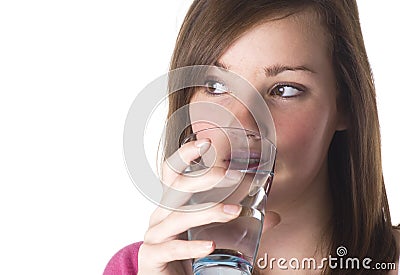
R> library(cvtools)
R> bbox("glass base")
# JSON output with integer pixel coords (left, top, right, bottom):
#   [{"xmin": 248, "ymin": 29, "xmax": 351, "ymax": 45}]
[{"xmin": 193, "ymin": 252, "xmax": 252, "ymax": 275}]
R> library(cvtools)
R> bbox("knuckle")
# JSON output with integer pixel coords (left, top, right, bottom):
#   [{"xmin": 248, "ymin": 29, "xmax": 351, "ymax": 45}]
[
  {"xmin": 149, "ymin": 211, "xmax": 159, "ymax": 225},
  {"xmin": 170, "ymin": 211, "xmax": 185, "ymax": 222},
  {"xmin": 143, "ymin": 230, "xmax": 154, "ymax": 243}
]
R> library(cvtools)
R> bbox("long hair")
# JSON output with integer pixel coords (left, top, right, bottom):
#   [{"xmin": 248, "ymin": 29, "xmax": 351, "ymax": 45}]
[{"xmin": 165, "ymin": 1, "xmax": 398, "ymax": 273}]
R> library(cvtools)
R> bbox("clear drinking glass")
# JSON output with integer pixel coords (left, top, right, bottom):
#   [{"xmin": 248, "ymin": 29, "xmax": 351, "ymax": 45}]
[{"xmin": 181, "ymin": 127, "xmax": 276, "ymax": 275}]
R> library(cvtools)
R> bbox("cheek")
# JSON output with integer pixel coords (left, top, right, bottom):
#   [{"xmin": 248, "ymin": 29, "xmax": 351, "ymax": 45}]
[
  {"xmin": 273, "ymin": 103, "xmax": 335, "ymax": 178},
  {"xmin": 276, "ymin": 116, "xmax": 315, "ymax": 169}
]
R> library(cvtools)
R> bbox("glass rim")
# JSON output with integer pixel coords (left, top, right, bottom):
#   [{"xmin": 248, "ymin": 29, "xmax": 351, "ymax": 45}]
[{"xmin": 181, "ymin": 126, "xmax": 276, "ymax": 150}]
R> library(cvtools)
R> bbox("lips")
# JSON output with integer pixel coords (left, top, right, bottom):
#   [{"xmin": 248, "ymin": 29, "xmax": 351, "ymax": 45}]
[
  {"xmin": 228, "ymin": 158, "xmax": 260, "ymax": 170},
  {"xmin": 224, "ymin": 151, "xmax": 261, "ymax": 170}
]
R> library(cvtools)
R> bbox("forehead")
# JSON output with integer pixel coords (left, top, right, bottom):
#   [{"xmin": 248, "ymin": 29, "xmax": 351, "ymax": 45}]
[{"xmin": 219, "ymin": 10, "xmax": 331, "ymax": 72}]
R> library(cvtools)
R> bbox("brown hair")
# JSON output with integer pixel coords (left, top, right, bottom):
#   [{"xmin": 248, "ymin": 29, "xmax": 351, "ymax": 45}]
[{"xmin": 166, "ymin": 1, "xmax": 398, "ymax": 273}]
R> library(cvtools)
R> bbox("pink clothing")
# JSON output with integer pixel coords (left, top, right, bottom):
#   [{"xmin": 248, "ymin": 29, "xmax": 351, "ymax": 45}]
[{"xmin": 104, "ymin": 242, "xmax": 143, "ymax": 275}]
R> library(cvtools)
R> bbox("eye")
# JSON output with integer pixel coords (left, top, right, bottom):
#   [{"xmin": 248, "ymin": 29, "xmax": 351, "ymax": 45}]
[
  {"xmin": 269, "ymin": 84, "xmax": 304, "ymax": 98},
  {"xmin": 203, "ymin": 79, "xmax": 229, "ymax": 95}
]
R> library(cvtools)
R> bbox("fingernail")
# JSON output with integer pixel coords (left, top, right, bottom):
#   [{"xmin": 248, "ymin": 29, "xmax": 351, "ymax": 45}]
[
  {"xmin": 225, "ymin": 170, "xmax": 242, "ymax": 180},
  {"xmin": 202, "ymin": 241, "xmax": 214, "ymax": 250},
  {"xmin": 195, "ymin": 138, "xmax": 211, "ymax": 148},
  {"xmin": 223, "ymin": 204, "xmax": 242, "ymax": 215},
  {"xmin": 195, "ymin": 139, "xmax": 211, "ymax": 155}
]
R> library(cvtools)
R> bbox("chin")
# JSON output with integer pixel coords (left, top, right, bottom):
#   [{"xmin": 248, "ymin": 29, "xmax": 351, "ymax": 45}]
[{"xmin": 265, "ymin": 171, "xmax": 298, "ymax": 211}]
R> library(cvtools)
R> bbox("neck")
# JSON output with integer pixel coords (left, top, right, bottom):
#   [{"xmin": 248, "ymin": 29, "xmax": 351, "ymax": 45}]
[{"xmin": 257, "ymin": 159, "xmax": 333, "ymax": 269}]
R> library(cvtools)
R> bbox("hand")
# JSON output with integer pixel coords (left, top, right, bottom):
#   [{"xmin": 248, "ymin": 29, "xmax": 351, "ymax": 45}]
[
  {"xmin": 137, "ymin": 139, "xmax": 279, "ymax": 274},
  {"xmin": 138, "ymin": 202, "xmax": 243, "ymax": 274},
  {"xmin": 138, "ymin": 138, "xmax": 242, "ymax": 274}
]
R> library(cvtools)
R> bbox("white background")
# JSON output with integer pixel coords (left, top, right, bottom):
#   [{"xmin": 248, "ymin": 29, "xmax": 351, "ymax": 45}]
[{"xmin": 0, "ymin": 1, "xmax": 398, "ymax": 274}]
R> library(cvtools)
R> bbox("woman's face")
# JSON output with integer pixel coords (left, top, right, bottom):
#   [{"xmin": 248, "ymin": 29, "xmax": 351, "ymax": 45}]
[{"xmin": 189, "ymin": 11, "xmax": 346, "ymax": 211}]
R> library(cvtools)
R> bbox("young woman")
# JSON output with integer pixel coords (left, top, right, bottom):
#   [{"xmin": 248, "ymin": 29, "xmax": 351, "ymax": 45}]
[{"xmin": 105, "ymin": 1, "xmax": 400, "ymax": 274}]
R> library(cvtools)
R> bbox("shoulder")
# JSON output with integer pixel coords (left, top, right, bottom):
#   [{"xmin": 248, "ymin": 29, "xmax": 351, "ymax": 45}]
[{"xmin": 103, "ymin": 242, "xmax": 144, "ymax": 275}]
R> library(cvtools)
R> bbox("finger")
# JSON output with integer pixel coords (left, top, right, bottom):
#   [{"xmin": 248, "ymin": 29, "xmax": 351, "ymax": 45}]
[
  {"xmin": 149, "ymin": 202, "xmax": 215, "ymax": 228},
  {"xmin": 144, "ymin": 203, "xmax": 242, "ymax": 244},
  {"xmin": 148, "ymin": 206, "xmax": 173, "ymax": 228},
  {"xmin": 154, "ymin": 168, "xmax": 243, "ymax": 223},
  {"xmin": 160, "ymin": 168, "xmax": 242, "ymax": 210},
  {"xmin": 139, "ymin": 240, "xmax": 215, "ymax": 270},
  {"xmin": 170, "ymin": 168, "xmax": 243, "ymax": 193},
  {"xmin": 155, "ymin": 139, "xmax": 211, "ymax": 224},
  {"xmin": 162, "ymin": 139, "xmax": 211, "ymax": 182}
]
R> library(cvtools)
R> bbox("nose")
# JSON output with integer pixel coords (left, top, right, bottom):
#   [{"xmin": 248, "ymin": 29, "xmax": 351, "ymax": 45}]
[
  {"xmin": 226, "ymin": 100, "xmax": 256, "ymax": 130},
  {"xmin": 224, "ymin": 95, "xmax": 268, "ymax": 135}
]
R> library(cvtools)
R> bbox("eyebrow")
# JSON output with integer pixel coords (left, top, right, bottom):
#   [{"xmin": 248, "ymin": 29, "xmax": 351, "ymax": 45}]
[
  {"xmin": 263, "ymin": 64, "xmax": 316, "ymax": 77},
  {"xmin": 213, "ymin": 60, "xmax": 316, "ymax": 77}
]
